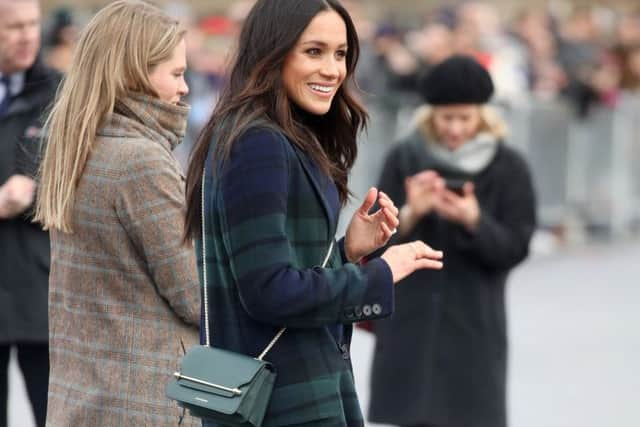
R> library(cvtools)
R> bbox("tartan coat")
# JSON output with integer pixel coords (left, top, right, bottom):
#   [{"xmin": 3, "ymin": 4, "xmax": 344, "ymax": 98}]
[
  {"xmin": 47, "ymin": 94, "xmax": 201, "ymax": 427},
  {"xmin": 199, "ymin": 126, "xmax": 394, "ymax": 427}
]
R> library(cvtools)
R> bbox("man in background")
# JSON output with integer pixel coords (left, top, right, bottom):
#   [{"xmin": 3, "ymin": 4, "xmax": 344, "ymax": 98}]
[{"xmin": 0, "ymin": 0, "xmax": 60, "ymax": 425}]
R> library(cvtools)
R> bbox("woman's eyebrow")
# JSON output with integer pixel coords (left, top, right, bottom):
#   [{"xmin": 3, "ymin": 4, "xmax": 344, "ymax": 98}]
[{"xmin": 300, "ymin": 40, "xmax": 348, "ymax": 49}]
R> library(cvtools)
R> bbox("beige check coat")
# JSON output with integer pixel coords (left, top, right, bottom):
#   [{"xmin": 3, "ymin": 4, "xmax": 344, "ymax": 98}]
[{"xmin": 46, "ymin": 94, "xmax": 201, "ymax": 426}]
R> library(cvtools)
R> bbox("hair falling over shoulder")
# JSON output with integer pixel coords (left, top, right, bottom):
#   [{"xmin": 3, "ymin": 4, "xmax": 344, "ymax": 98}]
[
  {"xmin": 184, "ymin": 0, "xmax": 368, "ymax": 240},
  {"xmin": 35, "ymin": 0, "xmax": 185, "ymax": 233}
]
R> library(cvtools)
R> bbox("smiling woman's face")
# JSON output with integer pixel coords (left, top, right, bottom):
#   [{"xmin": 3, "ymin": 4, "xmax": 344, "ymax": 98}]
[{"xmin": 281, "ymin": 10, "xmax": 347, "ymax": 116}]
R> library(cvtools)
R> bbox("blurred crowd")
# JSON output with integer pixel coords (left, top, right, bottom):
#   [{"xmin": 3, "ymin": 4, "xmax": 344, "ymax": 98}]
[
  {"xmin": 41, "ymin": 1, "xmax": 640, "ymax": 129},
  {"xmin": 38, "ymin": 0, "xmax": 640, "ymax": 139},
  {"xmin": 37, "ymin": 0, "xmax": 640, "ymax": 242},
  {"xmin": 350, "ymin": 1, "xmax": 640, "ymax": 120}
]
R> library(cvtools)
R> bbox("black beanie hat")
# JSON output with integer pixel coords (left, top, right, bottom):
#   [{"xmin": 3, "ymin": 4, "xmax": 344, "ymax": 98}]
[{"xmin": 418, "ymin": 55, "xmax": 494, "ymax": 105}]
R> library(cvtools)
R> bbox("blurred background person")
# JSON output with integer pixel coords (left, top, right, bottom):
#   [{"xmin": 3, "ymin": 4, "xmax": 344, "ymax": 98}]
[
  {"xmin": 618, "ymin": 42, "xmax": 640, "ymax": 92},
  {"xmin": 368, "ymin": 55, "xmax": 536, "ymax": 427},
  {"xmin": 169, "ymin": 2, "xmax": 239, "ymax": 170},
  {"xmin": 0, "ymin": 0, "xmax": 59, "ymax": 426},
  {"xmin": 43, "ymin": 7, "xmax": 77, "ymax": 73},
  {"xmin": 453, "ymin": 1, "xmax": 531, "ymax": 106},
  {"xmin": 509, "ymin": 8, "xmax": 568, "ymax": 101}
]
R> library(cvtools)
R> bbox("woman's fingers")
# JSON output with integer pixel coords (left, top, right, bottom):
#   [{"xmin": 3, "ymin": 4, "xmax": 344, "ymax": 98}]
[
  {"xmin": 410, "ymin": 241, "xmax": 444, "ymax": 271},
  {"xmin": 463, "ymin": 182, "xmax": 475, "ymax": 196},
  {"xmin": 358, "ymin": 187, "xmax": 378, "ymax": 215},
  {"xmin": 415, "ymin": 258, "xmax": 444, "ymax": 270},
  {"xmin": 382, "ymin": 207, "xmax": 400, "ymax": 228},
  {"xmin": 380, "ymin": 221, "xmax": 394, "ymax": 240},
  {"xmin": 382, "ymin": 241, "xmax": 444, "ymax": 283},
  {"xmin": 378, "ymin": 192, "xmax": 399, "ymax": 216},
  {"xmin": 412, "ymin": 170, "xmax": 439, "ymax": 183},
  {"xmin": 410, "ymin": 240, "xmax": 443, "ymax": 260}
]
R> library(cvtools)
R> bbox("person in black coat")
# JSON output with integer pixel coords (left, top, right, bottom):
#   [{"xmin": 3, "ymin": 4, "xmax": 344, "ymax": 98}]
[
  {"xmin": 368, "ymin": 55, "xmax": 537, "ymax": 427},
  {"xmin": 0, "ymin": 0, "xmax": 60, "ymax": 425}
]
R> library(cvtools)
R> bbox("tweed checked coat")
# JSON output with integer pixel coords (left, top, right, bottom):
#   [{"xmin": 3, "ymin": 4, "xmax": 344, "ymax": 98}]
[
  {"xmin": 47, "ymin": 94, "xmax": 201, "ymax": 427},
  {"xmin": 199, "ymin": 126, "xmax": 394, "ymax": 427}
]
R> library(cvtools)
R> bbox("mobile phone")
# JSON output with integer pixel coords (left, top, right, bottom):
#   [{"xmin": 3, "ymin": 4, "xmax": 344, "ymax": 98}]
[{"xmin": 445, "ymin": 178, "xmax": 466, "ymax": 196}]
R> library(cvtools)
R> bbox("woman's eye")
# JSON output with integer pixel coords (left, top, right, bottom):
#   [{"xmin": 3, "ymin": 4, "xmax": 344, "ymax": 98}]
[
  {"xmin": 306, "ymin": 48, "xmax": 321, "ymax": 56},
  {"xmin": 336, "ymin": 50, "xmax": 347, "ymax": 59}
]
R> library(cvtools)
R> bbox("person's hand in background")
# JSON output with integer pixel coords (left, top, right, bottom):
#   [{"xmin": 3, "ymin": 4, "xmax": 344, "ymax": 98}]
[{"xmin": 0, "ymin": 175, "xmax": 36, "ymax": 219}]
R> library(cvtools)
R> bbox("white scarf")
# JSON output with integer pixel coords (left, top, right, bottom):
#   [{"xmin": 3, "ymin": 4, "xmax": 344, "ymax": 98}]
[{"xmin": 427, "ymin": 132, "xmax": 499, "ymax": 174}]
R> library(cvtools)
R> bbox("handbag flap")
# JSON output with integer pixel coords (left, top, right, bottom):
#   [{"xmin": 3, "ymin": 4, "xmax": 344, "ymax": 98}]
[{"xmin": 177, "ymin": 346, "xmax": 271, "ymax": 397}]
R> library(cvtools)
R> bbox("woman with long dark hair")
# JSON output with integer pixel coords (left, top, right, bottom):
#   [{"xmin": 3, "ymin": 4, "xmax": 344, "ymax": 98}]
[{"xmin": 184, "ymin": 1, "xmax": 443, "ymax": 425}]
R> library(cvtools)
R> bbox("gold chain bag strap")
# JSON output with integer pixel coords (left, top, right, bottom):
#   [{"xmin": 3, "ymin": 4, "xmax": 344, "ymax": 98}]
[{"xmin": 167, "ymin": 167, "xmax": 334, "ymax": 426}]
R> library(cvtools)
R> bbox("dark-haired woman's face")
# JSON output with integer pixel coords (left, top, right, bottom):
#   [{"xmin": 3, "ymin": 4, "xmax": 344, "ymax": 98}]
[{"xmin": 281, "ymin": 10, "xmax": 347, "ymax": 115}]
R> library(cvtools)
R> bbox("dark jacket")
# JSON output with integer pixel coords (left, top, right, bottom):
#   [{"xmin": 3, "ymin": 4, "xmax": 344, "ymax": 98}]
[
  {"xmin": 0, "ymin": 60, "xmax": 59, "ymax": 343},
  {"xmin": 368, "ymin": 131, "xmax": 536, "ymax": 427},
  {"xmin": 201, "ymin": 127, "xmax": 394, "ymax": 427}
]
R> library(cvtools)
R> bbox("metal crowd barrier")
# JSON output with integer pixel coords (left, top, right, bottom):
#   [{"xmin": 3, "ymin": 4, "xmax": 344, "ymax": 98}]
[
  {"xmin": 339, "ymin": 95, "xmax": 640, "ymax": 240},
  {"xmin": 504, "ymin": 95, "xmax": 640, "ymax": 238}
]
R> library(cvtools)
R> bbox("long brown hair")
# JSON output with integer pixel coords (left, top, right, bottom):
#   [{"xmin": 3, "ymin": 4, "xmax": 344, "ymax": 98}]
[{"xmin": 184, "ymin": 0, "xmax": 367, "ymax": 239}]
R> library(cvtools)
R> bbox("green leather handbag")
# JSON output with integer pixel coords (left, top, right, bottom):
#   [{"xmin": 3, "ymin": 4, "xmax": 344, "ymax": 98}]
[
  {"xmin": 166, "ymin": 344, "xmax": 277, "ymax": 426},
  {"xmin": 166, "ymin": 168, "xmax": 334, "ymax": 426}
]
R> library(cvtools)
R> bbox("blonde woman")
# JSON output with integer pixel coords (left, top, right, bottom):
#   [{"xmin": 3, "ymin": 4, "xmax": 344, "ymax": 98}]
[
  {"xmin": 368, "ymin": 55, "xmax": 537, "ymax": 427},
  {"xmin": 35, "ymin": 1, "xmax": 200, "ymax": 425}
]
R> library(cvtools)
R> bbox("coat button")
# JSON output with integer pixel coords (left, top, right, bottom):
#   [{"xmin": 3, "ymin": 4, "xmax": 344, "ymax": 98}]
[
  {"xmin": 340, "ymin": 343, "xmax": 350, "ymax": 359},
  {"xmin": 362, "ymin": 305, "xmax": 372, "ymax": 316},
  {"xmin": 344, "ymin": 308, "xmax": 355, "ymax": 319},
  {"xmin": 372, "ymin": 303, "xmax": 382, "ymax": 315},
  {"xmin": 354, "ymin": 306, "xmax": 363, "ymax": 317}
]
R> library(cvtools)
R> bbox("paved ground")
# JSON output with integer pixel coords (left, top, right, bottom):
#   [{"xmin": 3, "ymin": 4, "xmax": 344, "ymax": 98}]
[
  {"xmin": 9, "ymin": 240, "xmax": 640, "ymax": 426},
  {"xmin": 351, "ymin": 239, "xmax": 640, "ymax": 427}
]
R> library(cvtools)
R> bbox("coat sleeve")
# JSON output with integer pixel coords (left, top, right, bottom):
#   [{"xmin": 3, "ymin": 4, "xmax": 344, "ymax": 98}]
[
  {"xmin": 216, "ymin": 129, "xmax": 393, "ymax": 328},
  {"xmin": 454, "ymin": 151, "xmax": 537, "ymax": 271},
  {"xmin": 115, "ymin": 142, "xmax": 200, "ymax": 327}
]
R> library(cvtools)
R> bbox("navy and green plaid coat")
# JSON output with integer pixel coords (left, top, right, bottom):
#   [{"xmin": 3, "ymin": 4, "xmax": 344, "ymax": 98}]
[{"xmin": 198, "ymin": 126, "xmax": 394, "ymax": 427}]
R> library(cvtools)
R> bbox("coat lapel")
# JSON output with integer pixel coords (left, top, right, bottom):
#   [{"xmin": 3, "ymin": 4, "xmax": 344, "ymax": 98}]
[{"xmin": 291, "ymin": 144, "xmax": 335, "ymax": 240}]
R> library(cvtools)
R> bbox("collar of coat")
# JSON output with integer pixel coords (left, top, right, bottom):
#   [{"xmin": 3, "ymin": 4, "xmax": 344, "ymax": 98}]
[
  {"xmin": 100, "ymin": 93, "xmax": 190, "ymax": 152},
  {"xmin": 1, "ymin": 58, "xmax": 60, "ymax": 118},
  {"xmin": 291, "ymin": 143, "xmax": 337, "ymax": 240}
]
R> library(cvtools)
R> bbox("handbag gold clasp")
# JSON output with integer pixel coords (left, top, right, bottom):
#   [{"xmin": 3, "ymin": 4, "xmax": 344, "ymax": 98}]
[{"xmin": 173, "ymin": 372, "xmax": 242, "ymax": 396}]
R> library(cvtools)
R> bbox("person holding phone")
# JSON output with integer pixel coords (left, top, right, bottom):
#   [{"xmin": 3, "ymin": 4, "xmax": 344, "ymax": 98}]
[{"xmin": 368, "ymin": 55, "xmax": 537, "ymax": 427}]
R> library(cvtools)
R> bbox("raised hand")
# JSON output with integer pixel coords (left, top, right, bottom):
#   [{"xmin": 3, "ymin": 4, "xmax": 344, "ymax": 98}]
[
  {"xmin": 381, "ymin": 240, "xmax": 444, "ymax": 283},
  {"xmin": 404, "ymin": 170, "xmax": 445, "ymax": 218},
  {"xmin": 344, "ymin": 187, "xmax": 400, "ymax": 263},
  {"xmin": 397, "ymin": 170, "xmax": 445, "ymax": 235},
  {"xmin": 433, "ymin": 182, "xmax": 480, "ymax": 231}
]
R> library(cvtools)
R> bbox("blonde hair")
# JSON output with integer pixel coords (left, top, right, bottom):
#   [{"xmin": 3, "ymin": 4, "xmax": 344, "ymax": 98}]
[
  {"xmin": 35, "ymin": 0, "xmax": 186, "ymax": 232},
  {"xmin": 413, "ymin": 104, "xmax": 508, "ymax": 142}
]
